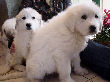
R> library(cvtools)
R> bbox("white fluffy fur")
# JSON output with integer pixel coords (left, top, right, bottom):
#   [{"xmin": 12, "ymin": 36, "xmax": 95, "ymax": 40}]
[
  {"xmin": 0, "ymin": 18, "xmax": 16, "ymax": 75},
  {"xmin": 2, "ymin": 18, "xmax": 16, "ymax": 33},
  {"xmin": 26, "ymin": 2, "xmax": 102, "ymax": 82},
  {"xmin": 0, "ymin": 8, "xmax": 43, "ymax": 81},
  {"xmin": 1, "ymin": 18, "xmax": 16, "ymax": 46},
  {"xmin": 14, "ymin": 7, "xmax": 42, "ymax": 64}
]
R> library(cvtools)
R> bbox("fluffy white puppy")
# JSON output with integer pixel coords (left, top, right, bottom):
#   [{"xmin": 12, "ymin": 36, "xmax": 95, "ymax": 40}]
[
  {"xmin": 0, "ymin": 18, "xmax": 16, "ymax": 75},
  {"xmin": 1, "ymin": 18, "xmax": 16, "ymax": 48},
  {"xmin": 26, "ymin": 2, "xmax": 102, "ymax": 82},
  {"xmin": 0, "ymin": 8, "xmax": 43, "ymax": 81},
  {"xmin": 13, "ymin": 7, "xmax": 42, "ymax": 68}
]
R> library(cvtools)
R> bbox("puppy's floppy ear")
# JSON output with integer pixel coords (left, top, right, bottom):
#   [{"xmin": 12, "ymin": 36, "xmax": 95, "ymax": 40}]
[
  {"xmin": 64, "ymin": 11, "xmax": 76, "ymax": 33},
  {"xmin": 37, "ymin": 13, "xmax": 42, "ymax": 20},
  {"xmin": 15, "ymin": 15, "xmax": 19, "ymax": 29},
  {"xmin": 40, "ymin": 20, "xmax": 44, "ymax": 27}
]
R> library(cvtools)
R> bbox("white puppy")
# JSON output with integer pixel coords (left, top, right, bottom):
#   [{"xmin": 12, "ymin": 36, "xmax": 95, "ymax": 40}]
[
  {"xmin": 0, "ymin": 18, "xmax": 16, "ymax": 75},
  {"xmin": 0, "ymin": 8, "xmax": 43, "ymax": 81},
  {"xmin": 26, "ymin": 2, "xmax": 102, "ymax": 82},
  {"xmin": 13, "ymin": 7, "xmax": 42, "ymax": 69},
  {"xmin": 1, "ymin": 18, "xmax": 16, "ymax": 48}
]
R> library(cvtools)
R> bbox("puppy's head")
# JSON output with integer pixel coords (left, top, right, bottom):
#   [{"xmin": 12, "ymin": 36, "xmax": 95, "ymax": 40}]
[
  {"xmin": 66, "ymin": 1, "xmax": 103, "ymax": 36},
  {"xmin": 16, "ymin": 8, "xmax": 42, "ymax": 32},
  {"xmin": 1, "ymin": 18, "xmax": 16, "ymax": 48}
]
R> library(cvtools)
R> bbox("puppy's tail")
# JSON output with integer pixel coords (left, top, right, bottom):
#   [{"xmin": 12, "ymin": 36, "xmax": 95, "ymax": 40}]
[{"xmin": 0, "ymin": 71, "xmax": 26, "ymax": 81}]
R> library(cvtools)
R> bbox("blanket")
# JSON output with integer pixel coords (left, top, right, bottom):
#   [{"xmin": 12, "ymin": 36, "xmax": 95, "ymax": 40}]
[{"xmin": 0, "ymin": 69, "xmax": 106, "ymax": 82}]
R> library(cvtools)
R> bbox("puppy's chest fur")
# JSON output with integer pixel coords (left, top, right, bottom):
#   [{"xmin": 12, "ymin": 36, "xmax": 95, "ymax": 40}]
[
  {"xmin": 72, "ymin": 34, "xmax": 88, "ymax": 53},
  {"xmin": 14, "ymin": 31, "xmax": 33, "ymax": 58}
]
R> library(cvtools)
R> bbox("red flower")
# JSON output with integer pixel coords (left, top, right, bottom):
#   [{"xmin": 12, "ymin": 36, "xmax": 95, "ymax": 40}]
[
  {"xmin": 103, "ymin": 9, "xmax": 110, "ymax": 26},
  {"xmin": 104, "ymin": 9, "xmax": 107, "ymax": 13}
]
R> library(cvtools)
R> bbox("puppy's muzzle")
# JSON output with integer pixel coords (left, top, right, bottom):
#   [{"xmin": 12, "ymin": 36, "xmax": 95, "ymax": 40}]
[
  {"xmin": 89, "ymin": 25, "xmax": 96, "ymax": 33},
  {"xmin": 26, "ymin": 23, "xmax": 31, "ymax": 30}
]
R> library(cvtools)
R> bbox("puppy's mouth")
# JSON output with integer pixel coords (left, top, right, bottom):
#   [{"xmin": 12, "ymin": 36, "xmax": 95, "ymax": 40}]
[
  {"xmin": 26, "ymin": 26, "xmax": 32, "ymax": 30},
  {"xmin": 89, "ymin": 30, "xmax": 97, "ymax": 34},
  {"xmin": 8, "ymin": 35, "xmax": 14, "ymax": 49}
]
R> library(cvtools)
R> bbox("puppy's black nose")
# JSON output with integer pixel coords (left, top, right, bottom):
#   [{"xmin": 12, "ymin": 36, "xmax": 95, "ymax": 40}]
[
  {"xmin": 89, "ymin": 25, "xmax": 96, "ymax": 33},
  {"xmin": 26, "ymin": 23, "xmax": 31, "ymax": 30}
]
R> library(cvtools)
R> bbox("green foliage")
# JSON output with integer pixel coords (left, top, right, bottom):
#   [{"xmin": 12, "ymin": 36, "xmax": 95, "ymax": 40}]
[
  {"xmin": 94, "ymin": 25, "xmax": 110, "ymax": 42},
  {"xmin": 94, "ymin": 9, "xmax": 110, "ymax": 43}
]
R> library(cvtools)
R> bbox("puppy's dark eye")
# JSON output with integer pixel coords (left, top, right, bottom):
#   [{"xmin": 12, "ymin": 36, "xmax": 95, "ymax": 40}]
[
  {"xmin": 22, "ymin": 17, "xmax": 26, "ymax": 20},
  {"xmin": 81, "ymin": 15, "xmax": 87, "ymax": 20},
  {"xmin": 95, "ymin": 14, "xmax": 98, "ymax": 18},
  {"xmin": 32, "ymin": 17, "xmax": 35, "ymax": 19}
]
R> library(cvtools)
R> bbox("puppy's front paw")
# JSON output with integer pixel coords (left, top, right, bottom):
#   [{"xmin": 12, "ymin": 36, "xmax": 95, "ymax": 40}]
[{"xmin": 74, "ymin": 67, "xmax": 88, "ymax": 75}]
